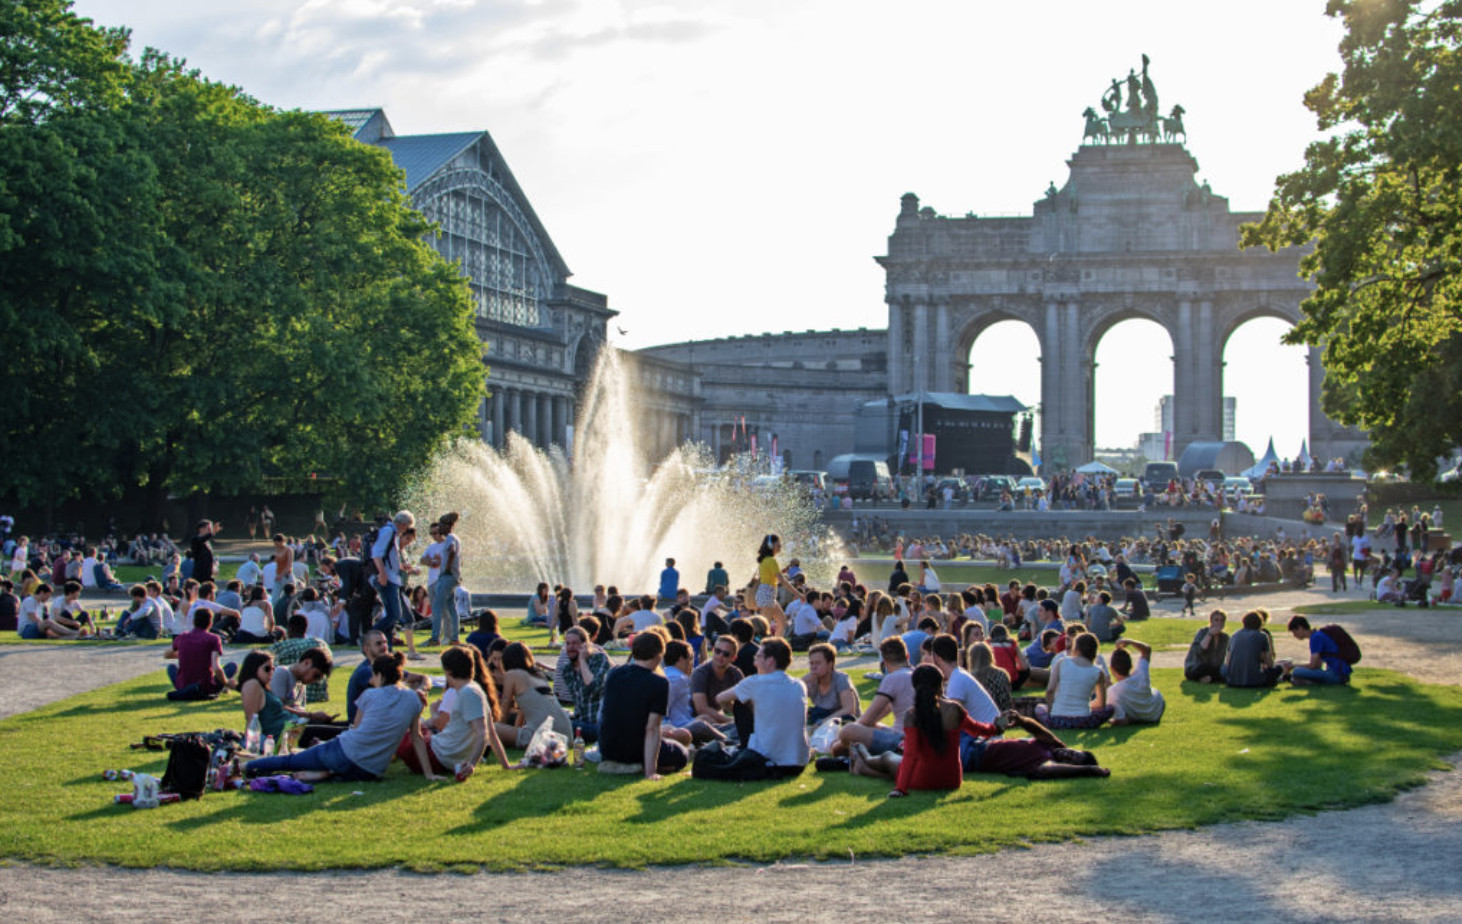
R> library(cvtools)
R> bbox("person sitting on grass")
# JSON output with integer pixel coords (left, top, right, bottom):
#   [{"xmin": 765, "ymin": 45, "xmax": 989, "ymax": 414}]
[
  {"xmin": 245, "ymin": 651, "xmax": 438, "ymax": 783},
  {"xmin": 1036, "ymin": 632, "xmax": 1114, "ymax": 729},
  {"xmin": 165, "ymin": 608, "xmax": 238, "ymax": 700},
  {"xmin": 495, "ymin": 642, "xmax": 574, "ymax": 748},
  {"xmin": 699, "ymin": 637, "xmax": 809, "ymax": 780},
  {"xmin": 689, "ymin": 633, "xmax": 743, "ymax": 731},
  {"xmin": 464, "ymin": 609, "xmax": 501, "ymax": 663},
  {"xmin": 965, "ymin": 641, "xmax": 1014, "ymax": 713},
  {"xmin": 1223, "ymin": 610, "xmax": 1284, "ymax": 688},
  {"xmin": 1107, "ymin": 639, "xmax": 1165, "ymax": 725},
  {"xmin": 559, "ymin": 625, "xmax": 611, "ymax": 742},
  {"xmin": 986, "ymin": 623, "xmax": 1030, "ymax": 690},
  {"xmin": 1184, "ymin": 610, "xmax": 1229, "ymax": 684},
  {"xmin": 1120, "ymin": 577, "xmax": 1150, "ymax": 621},
  {"xmin": 47, "ymin": 580, "xmax": 95, "ymax": 638},
  {"xmin": 597, "ymin": 630, "xmax": 688, "ymax": 779},
  {"xmin": 234, "ymin": 585, "xmax": 280, "ymax": 645},
  {"xmin": 398, "ymin": 644, "xmax": 515, "ymax": 779},
  {"xmin": 928, "ymin": 633, "xmax": 1000, "ymax": 725},
  {"xmin": 345, "ymin": 630, "xmax": 430, "ymax": 724},
  {"xmin": 833, "ymin": 637, "xmax": 914, "ymax": 759},
  {"xmin": 1085, "ymin": 590, "xmax": 1125, "ymax": 643},
  {"xmin": 17, "ymin": 582, "xmax": 53, "ymax": 640},
  {"xmin": 801, "ymin": 642, "xmax": 861, "ymax": 726},
  {"xmin": 1283, "ymin": 616, "xmax": 1353, "ymax": 686},
  {"xmin": 853, "ymin": 663, "xmax": 1047, "ymax": 795}
]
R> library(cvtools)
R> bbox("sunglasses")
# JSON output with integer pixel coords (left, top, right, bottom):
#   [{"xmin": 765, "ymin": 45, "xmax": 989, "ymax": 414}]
[{"xmin": 714, "ymin": 648, "xmax": 735, "ymax": 657}]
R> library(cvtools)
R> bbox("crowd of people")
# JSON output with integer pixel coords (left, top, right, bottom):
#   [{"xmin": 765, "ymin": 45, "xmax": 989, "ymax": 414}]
[{"xmin": 0, "ymin": 501, "xmax": 1433, "ymax": 798}]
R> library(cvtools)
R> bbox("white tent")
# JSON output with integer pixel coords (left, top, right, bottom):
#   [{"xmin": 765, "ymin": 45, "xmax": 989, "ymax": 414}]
[{"xmin": 1075, "ymin": 460, "xmax": 1119, "ymax": 475}]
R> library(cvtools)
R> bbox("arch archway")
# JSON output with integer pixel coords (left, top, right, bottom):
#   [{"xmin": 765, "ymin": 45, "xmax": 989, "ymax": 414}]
[
  {"xmin": 1091, "ymin": 315, "xmax": 1176, "ymax": 461},
  {"xmin": 1222, "ymin": 314, "xmax": 1308, "ymax": 459}
]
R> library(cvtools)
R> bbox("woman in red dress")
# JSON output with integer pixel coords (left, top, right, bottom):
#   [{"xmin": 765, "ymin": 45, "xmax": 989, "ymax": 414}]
[{"xmin": 850, "ymin": 664, "xmax": 988, "ymax": 796}]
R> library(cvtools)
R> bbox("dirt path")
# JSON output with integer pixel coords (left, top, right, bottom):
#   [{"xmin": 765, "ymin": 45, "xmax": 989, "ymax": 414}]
[{"xmin": 2, "ymin": 580, "xmax": 1460, "ymax": 922}]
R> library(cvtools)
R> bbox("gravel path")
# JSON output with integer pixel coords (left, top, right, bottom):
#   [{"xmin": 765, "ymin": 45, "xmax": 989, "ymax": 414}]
[{"xmin": 1, "ymin": 579, "xmax": 1460, "ymax": 922}]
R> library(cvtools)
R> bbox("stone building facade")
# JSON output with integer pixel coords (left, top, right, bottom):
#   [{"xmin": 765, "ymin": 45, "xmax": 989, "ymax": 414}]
[
  {"xmin": 878, "ymin": 141, "xmax": 1368, "ymax": 471},
  {"xmin": 637, "ymin": 329, "xmax": 888, "ymax": 469},
  {"xmin": 327, "ymin": 108, "xmax": 636, "ymax": 451}
]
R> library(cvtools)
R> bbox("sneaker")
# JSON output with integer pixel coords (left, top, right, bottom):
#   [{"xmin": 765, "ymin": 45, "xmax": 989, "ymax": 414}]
[
  {"xmin": 815, "ymin": 757, "xmax": 851, "ymax": 773},
  {"xmin": 407, "ymin": 652, "xmax": 426, "ymax": 661}
]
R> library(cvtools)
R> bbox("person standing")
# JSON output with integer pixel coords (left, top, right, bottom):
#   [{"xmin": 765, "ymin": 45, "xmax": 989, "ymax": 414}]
[
  {"xmin": 433, "ymin": 513, "xmax": 463, "ymax": 646},
  {"xmin": 190, "ymin": 520, "xmax": 221, "ymax": 587},
  {"xmin": 371, "ymin": 511, "xmax": 414, "ymax": 651}
]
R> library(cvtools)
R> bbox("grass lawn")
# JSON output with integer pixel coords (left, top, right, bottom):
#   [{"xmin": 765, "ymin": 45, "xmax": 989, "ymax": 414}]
[{"xmin": 1, "ymin": 665, "xmax": 1459, "ymax": 871}]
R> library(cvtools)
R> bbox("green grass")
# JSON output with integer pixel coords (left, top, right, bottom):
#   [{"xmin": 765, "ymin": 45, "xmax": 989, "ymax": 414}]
[
  {"xmin": 1116, "ymin": 618, "xmax": 1206, "ymax": 651},
  {"xmin": 1, "ymin": 665, "xmax": 1459, "ymax": 871}
]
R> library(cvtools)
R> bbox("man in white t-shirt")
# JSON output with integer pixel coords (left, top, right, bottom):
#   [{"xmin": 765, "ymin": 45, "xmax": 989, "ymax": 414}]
[
  {"xmin": 418, "ymin": 522, "xmax": 444, "ymax": 642},
  {"xmin": 930, "ymin": 633, "xmax": 1000, "ymax": 724},
  {"xmin": 79, "ymin": 550, "xmax": 99, "ymax": 588},
  {"xmin": 835, "ymin": 637, "xmax": 914, "ymax": 758},
  {"xmin": 1108, "ymin": 639, "xmax": 1165, "ymax": 725},
  {"xmin": 710, "ymin": 637, "xmax": 809, "ymax": 776},
  {"xmin": 236, "ymin": 553, "xmax": 264, "ymax": 589}
]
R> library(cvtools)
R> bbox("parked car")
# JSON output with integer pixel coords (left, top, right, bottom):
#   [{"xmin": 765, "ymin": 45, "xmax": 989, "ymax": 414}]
[
  {"xmin": 1016, "ymin": 476, "xmax": 1046, "ymax": 496},
  {"xmin": 1112, "ymin": 477, "xmax": 1142, "ymax": 508},
  {"xmin": 847, "ymin": 460, "xmax": 892, "ymax": 500},
  {"xmin": 1143, "ymin": 461, "xmax": 1178, "ymax": 492},
  {"xmin": 788, "ymin": 470, "xmax": 828, "ymax": 494},
  {"xmin": 977, "ymin": 475, "xmax": 1016, "ymax": 500}
]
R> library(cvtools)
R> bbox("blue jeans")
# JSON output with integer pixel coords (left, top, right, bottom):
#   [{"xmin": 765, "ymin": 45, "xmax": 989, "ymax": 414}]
[
  {"xmin": 572, "ymin": 719, "xmax": 599, "ymax": 744},
  {"xmin": 432, "ymin": 574, "xmax": 459, "ymax": 644},
  {"xmin": 131, "ymin": 620, "xmax": 159, "ymax": 640},
  {"xmin": 1292, "ymin": 665, "xmax": 1348, "ymax": 685},
  {"xmin": 245, "ymin": 736, "xmax": 375, "ymax": 781},
  {"xmin": 372, "ymin": 580, "xmax": 405, "ymax": 636},
  {"xmin": 18, "ymin": 623, "xmax": 42, "ymax": 639}
]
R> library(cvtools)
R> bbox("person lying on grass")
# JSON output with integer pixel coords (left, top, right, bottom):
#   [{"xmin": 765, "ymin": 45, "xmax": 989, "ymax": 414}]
[
  {"xmin": 245, "ymin": 651, "xmax": 438, "ymax": 783},
  {"xmin": 397, "ymin": 644, "xmax": 514, "ymax": 779}
]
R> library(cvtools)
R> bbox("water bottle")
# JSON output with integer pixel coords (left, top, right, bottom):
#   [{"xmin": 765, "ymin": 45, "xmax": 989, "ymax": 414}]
[
  {"xmin": 572, "ymin": 730, "xmax": 585, "ymax": 769},
  {"xmin": 245, "ymin": 714, "xmax": 262, "ymax": 754},
  {"xmin": 262, "ymin": 734, "xmax": 276, "ymax": 756}
]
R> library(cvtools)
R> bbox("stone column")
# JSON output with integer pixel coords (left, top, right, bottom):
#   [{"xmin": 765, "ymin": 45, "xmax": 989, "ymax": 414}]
[
  {"xmin": 491, "ymin": 390, "xmax": 506, "ymax": 450},
  {"xmin": 537, "ymin": 393, "xmax": 552, "ymax": 448},
  {"xmin": 523, "ymin": 390, "xmax": 538, "ymax": 448},
  {"xmin": 911, "ymin": 301, "xmax": 930, "ymax": 393},
  {"xmin": 508, "ymin": 389, "xmax": 523, "ymax": 440},
  {"xmin": 887, "ymin": 298, "xmax": 905, "ymax": 394},
  {"xmin": 1195, "ymin": 299, "xmax": 1222, "ymax": 442},
  {"xmin": 935, "ymin": 299, "xmax": 951, "ymax": 391},
  {"xmin": 1172, "ymin": 299, "xmax": 1197, "ymax": 451},
  {"xmin": 1039, "ymin": 301, "xmax": 1062, "ymax": 472}
]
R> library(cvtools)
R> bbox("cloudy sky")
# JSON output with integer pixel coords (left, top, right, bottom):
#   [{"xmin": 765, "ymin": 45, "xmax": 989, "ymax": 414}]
[{"xmin": 70, "ymin": 0, "xmax": 1348, "ymax": 457}]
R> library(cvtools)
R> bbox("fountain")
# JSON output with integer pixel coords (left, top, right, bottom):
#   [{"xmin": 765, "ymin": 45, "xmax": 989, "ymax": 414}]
[{"xmin": 401, "ymin": 349, "xmax": 845, "ymax": 595}]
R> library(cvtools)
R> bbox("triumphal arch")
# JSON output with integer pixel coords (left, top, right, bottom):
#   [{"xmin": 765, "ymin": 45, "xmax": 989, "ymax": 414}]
[{"xmin": 877, "ymin": 57, "xmax": 1367, "ymax": 470}]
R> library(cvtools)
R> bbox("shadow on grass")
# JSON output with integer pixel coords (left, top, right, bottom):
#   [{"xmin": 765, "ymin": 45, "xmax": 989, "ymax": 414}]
[{"xmin": 1182, "ymin": 681, "xmax": 1286, "ymax": 707}]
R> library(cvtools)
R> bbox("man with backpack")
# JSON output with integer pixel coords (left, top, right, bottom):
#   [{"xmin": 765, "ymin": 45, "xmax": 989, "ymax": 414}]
[{"xmin": 1284, "ymin": 616, "xmax": 1356, "ymax": 685}]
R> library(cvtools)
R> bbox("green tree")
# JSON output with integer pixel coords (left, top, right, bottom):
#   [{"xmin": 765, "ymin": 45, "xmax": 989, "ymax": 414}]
[
  {"xmin": 0, "ymin": 5, "xmax": 485, "ymax": 518},
  {"xmin": 1241, "ymin": 0, "xmax": 1462, "ymax": 479}
]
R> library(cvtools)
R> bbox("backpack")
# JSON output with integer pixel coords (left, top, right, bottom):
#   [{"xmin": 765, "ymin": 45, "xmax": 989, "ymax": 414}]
[
  {"xmin": 1319, "ymin": 624, "xmax": 1362, "ymax": 665},
  {"xmin": 159, "ymin": 733, "xmax": 213, "ymax": 800}
]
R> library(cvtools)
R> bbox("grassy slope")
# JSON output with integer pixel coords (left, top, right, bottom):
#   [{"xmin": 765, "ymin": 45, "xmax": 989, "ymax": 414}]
[{"xmin": 0, "ymin": 666, "xmax": 1458, "ymax": 871}]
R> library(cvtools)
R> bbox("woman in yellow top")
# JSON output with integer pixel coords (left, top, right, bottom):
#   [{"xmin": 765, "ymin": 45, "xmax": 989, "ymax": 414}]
[{"xmin": 754, "ymin": 534, "xmax": 795, "ymax": 637}]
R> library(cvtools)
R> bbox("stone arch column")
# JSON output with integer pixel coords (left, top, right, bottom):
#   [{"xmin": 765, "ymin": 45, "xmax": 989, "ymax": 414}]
[
  {"xmin": 911, "ymin": 298, "xmax": 930, "ymax": 393},
  {"xmin": 523, "ymin": 390, "xmax": 538, "ymax": 447},
  {"xmin": 491, "ymin": 389, "xmax": 506, "ymax": 449},
  {"xmin": 887, "ymin": 297, "xmax": 906, "ymax": 395},
  {"xmin": 1038, "ymin": 296, "xmax": 1086, "ymax": 471},
  {"xmin": 1173, "ymin": 296, "xmax": 1224, "ymax": 450},
  {"xmin": 508, "ymin": 389, "xmax": 523, "ymax": 439},
  {"xmin": 934, "ymin": 298, "xmax": 953, "ymax": 391}
]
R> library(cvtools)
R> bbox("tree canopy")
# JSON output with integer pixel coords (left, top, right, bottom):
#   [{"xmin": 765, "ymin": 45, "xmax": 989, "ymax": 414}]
[
  {"xmin": 0, "ymin": 0, "xmax": 485, "ymax": 515},
  {"xmin": 1242, "ymin": 0, "xmax": 1462, "ymax": 479}
]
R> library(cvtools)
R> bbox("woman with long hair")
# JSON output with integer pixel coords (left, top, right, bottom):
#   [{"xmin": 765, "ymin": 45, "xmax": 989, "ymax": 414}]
[
  {"xmin": 495, "ymin": 642, "xmax": 573, "ymax": 747},
  {"xmin": 1037, "ymin": 632, "xmax": 1114, "ymax": 729},
  {"xmin": 550, "ymin": 585, "xmax": 578, "ymax": 646},
  {"xmin": 753, "ymin": 534, "xmax": 796, "ymax": 637},
  {"xmin": 849, "ymin": 663, "xmax": 987, "ymax": 796},
  {"xmin": 527, "ymin": 582, "xmax": 551, "ymax": 627},
  {"xmin": 400, "ymin": 644, "xmax": 514, "ymax": 778},
  {"xmin": 433, "ymin": 512, "xmax": 464, "ymax": 646}
]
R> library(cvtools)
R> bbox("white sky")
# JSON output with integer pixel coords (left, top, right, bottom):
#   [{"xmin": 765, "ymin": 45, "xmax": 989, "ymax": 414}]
[{"xmin": 71, "ymin": 0, "xmax": 1346, "ymax": 458}]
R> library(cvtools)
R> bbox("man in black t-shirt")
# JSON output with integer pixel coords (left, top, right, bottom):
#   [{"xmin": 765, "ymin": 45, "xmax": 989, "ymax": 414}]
[
  {"xmin": 319, "ymin": 554, "xmax": 373, "ymax": 644},
  {"xmin": 190, "ymin": 520, "xmax": 221, "ymax": 585},
  {"xmin": 598, "ymin": 631, "xmax": 687, "ymax": 779}
]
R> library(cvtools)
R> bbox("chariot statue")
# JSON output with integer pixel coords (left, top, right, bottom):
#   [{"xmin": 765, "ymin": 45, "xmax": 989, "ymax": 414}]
[{"xmin": 1083, "ymin": 55, "xmax": 1184, "ymax": 146}]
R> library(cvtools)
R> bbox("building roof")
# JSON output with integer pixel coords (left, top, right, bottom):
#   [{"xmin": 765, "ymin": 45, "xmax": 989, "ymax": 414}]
[
  {"xmin": 321, "ymin": 108, "xmax": 570, "ymax": 279},
  {"xmin": 880, "ymin": 392, "xmax": 1027, "ymax": 413},
  {"xmin": 378, "ymin": 132, "xmax": 483, "ymax": 192}
]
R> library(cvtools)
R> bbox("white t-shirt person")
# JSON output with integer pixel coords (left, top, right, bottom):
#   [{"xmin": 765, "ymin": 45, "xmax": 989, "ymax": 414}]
[
  {"xmin": 944, "ymin": 666, "xmax": 1000, "ymax": 725},
  {"xmin": 1110, "ymin": 657, "xmax": 1165, "ymax": 724},
  {"xmin": 731, "ymin": 670, "xmax": 810, "ymax": 767}
]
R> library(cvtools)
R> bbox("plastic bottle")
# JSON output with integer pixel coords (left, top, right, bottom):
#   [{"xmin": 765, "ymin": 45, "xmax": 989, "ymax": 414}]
[
  {"xmin": 244, "ymin": 714, "xmax": 262, "ymax": 754},
  {"xmin": 262, "ymin": 734, "xmax": 276, "ymax": 756},
  {"xmin": 572, "ymin": 730, "xmax": 585, "ymax": 769}
]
